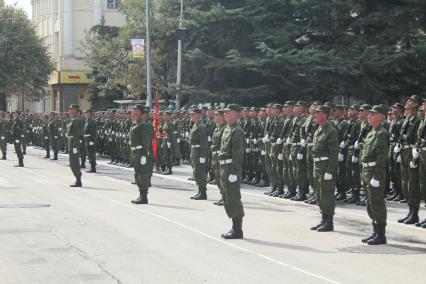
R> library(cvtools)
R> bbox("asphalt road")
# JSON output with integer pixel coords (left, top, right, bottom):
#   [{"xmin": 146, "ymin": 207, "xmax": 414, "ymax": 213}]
[{"xmin": 0, "ymin": 145, "xmax": 425, "ymax": 284}]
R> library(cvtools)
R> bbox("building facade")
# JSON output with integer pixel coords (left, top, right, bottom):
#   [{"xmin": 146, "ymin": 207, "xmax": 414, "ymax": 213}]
[{"xmin": 30, "ymin": 0, "xmax": 125, "ymax": 112}]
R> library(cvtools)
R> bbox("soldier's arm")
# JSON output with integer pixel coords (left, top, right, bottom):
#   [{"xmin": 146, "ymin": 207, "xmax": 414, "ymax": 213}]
[
  {"xmin": 198, "ymin": 126, "xmax": 208, "ymax": 158},
  {"xmin": 373, "ymin": 130, "xmax": 389, "ymax": 179},
  {"xmin": 326, "ymin": 128, "xmax": 339, "ymax": 174},
  {"xmin": 230, "ymin": 129, "xmax": 244, "ymax": 176}
]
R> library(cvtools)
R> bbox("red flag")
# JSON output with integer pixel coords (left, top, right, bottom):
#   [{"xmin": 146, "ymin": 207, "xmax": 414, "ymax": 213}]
[{"xmin": 153, "ymin": 94, "xmax": 159, "ymax": 160}]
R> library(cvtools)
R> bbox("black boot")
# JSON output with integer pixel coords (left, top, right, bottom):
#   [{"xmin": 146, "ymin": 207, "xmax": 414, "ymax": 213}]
[
  {"xmin": 335, "ymin": 190, "xmax": 346, "ymax": 201},
  {"xmin": 222, "ymin": 217, "xmax": 244, "ymax": 239},
  {"xmin": 404, "ymin": 207, "xmax": 419, "ymax": 224},
  {"xmin": 86, "ymin": 163, "xmax": 96, "ymax": 173},
  {"xmin": 294, "ymin": 192, "xmax": 307, "ymax": 201},
  {"xmin": 284, "ymin": 187, "xmax": 297, "ymax": 199},
  {"xmin": 415, "ymin": 218, "xmax": 426, "ymax": 227},
  {"xmin": 193, "ymin": 186, "xmax": 207, "ymax": 200},
  {"xmin": 190, "ymin": 187, "xmax": 201, "ymax": 199},
  {"xmin": 162, "ymin": 166, "xmax": 172, "ymax": 175},
  {"xmin": 70, "ymin": 177, "xmax": 82, "ymax": 187},
  {"xmin": 1, "ymin": 151, "xmax": 6, "ymax": 160},
  {"xmin": 132, "ymin": 189, "xmax": 148, "ymax": 204},
  {"xmin": 317, "ymin": 215, "xmax": 334, "ymax": 232},
  {"xmin": 51, "ymin": 152, "xmax": 58, "ymax": 160},
  {"xmin": 368, "ymin": 223, "xmax": 387, "ymax": 245},
  {"xmin": 43, "ymin": 153, "xmax": 50, "ymax": 159},
  {"xmin": 344, "ymin": 189, "xmax": 360, "ymax": 204},
  {"xmin": 362, "ymin": 223, "xmax": 377, "ymax": 243},
  {"xmin": 398, "ymin": 206, "xmax": 413, "ymax": 223},
  {"xmin": 311, "ymin": 213, "xmax": 325, "ymax": 230},
  {"xmin": 214, "ymin": 198, "xmax": 224, "ymax": 206},
  {"xmin": 80, "ymin": 159, "xmax": 86, "ymax": 169},
  {"xmin": 272, "ymin": 185, "xmax": 284, "ymax": 197}
]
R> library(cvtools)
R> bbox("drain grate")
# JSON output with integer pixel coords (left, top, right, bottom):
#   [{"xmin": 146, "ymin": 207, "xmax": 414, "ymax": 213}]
[
  {"xmin": 339, "ymin": 244, "xmax": 426, "ymax": 255},
  {"xmin": 0, "ymin": 204, "xmax": 50, "ymax": 208}
]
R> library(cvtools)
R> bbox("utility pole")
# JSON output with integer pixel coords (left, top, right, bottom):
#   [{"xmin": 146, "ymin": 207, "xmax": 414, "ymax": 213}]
[
  {"xmin": 175, "ymin": 0, "xmax": 184, "ymax": 111},
  {"xmin": 146, "ymin": 0, "xmax": 152, "ymax": 108}
]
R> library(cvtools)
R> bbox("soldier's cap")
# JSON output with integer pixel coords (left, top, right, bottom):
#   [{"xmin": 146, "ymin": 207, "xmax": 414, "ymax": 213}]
[
  {"xmin": 265, "ymin": 103, "xmax": 273, "ymax": 107},
  {"xmin": 284, "ymin": 101, "xmax": 295, "ymax": 107},
  {"xmin": 272, "ymin": 103, "xmax": 283, "ymax": 111},
  {"xmin": 50, "ymin": 111, "xmax": 57, "ymax": 115},
  {"xmin": 359, "ymin": 104, "xmax": 372, "ymax": 111},
  {"xmin": 349, "ymin": 104, "xmax": 360, "ymax": 110},
  {"xmin": 311, "ymin": 101, "xmax": 322, "ymax": 106},
  {"xmin": 406, "ymin": 95, "xmax": 423, "ymax": 105},
  {"xmin": 251, "ymin": 107, "xmax": 260, "ymax": 112},
  {"xmin": 334, "ymin": 104, "xmax": 345, "ymax": 110},
  {"xmin": 315, "ymin": 105, "xmax": 331, "ymax": 115},
  {"xmin": 260, "ymin": 107, "xmax": 266, "ymax": 112},
  {"xmin": 419, "ymin": 105, "xmax": 424, "ymax": 111},
  {"xmin": 324, "ymin": 102, "xmax": 335, "ymax": 108},
  {"xmin": 68, "ymin": 104, "xmax": 79, "ymax": 110},
  {"xmin": 13, "ymin": 110, "xmax": 22, "ymax": 114},
  {"xmin": 83, "ymin": 109, "xmax": 93, "ymax": 114},
  {"xmin": 224, "ymin": 103, "xmax": 242, "ymax": 113},
  {"xmin": 295, "ymin": 101, "xmax": 308, "ymax": 107},
  {"xmin": 201, "ymin": 106, "xmax": 208, "ymax": 110},
  {"xmin": 215, "ymin": 109, "xmax": 225, "ymax": 116},
  {"xmin": 208, "ymin": 106, "xmax": 215, "ymax": 111},
  {"xmin": 132, "ymin": 104, "xmax": 148, "ymax": 113},
  {"xmin": 190, "ymin": 108, "xmax": 202, "ymax": 115},
  {"xmin": 369, "ymin": 105, "xmax": 387, "ymax": 116}
]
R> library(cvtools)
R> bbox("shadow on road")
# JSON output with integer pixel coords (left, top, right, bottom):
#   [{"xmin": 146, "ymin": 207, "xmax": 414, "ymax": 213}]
[{"xmin": 244, "ymin": 238, "xmax": 333, "ymax": 253}]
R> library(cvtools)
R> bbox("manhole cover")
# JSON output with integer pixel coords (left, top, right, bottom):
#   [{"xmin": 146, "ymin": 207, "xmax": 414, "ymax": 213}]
[
  {"xmin": 339, "ymin": 244, "xmax": 426, "ymax": 255},
  {"xmin": 0, "ymin": 204, "xmax": 50, "ymax": 208}
]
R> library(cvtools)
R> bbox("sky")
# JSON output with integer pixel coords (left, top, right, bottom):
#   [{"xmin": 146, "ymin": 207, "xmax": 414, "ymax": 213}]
[{"xmin": 5, "ymin": 0, "xmax": 32, "ymax": 18}]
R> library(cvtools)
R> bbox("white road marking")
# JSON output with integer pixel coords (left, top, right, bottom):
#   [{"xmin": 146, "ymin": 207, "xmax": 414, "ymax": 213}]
[{"xmin": 19, "ymin": 165, "xmax": 341, "ymax": 284}]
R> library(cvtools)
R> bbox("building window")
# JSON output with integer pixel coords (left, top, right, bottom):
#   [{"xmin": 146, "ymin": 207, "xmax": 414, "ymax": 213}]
[{"xmin": 107, "ymin": 0, "xmax": 121, "ymax": 9}]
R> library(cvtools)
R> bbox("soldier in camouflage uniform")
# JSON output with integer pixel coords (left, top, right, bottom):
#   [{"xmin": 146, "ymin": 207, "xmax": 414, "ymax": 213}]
[
  {"xmin": 48, "ymin": 112, "xmax": 60, "ymax": 160},
  {"xmin": 0, "ymin": 112, "xmax": 7, "ymax": 160},
  {"xmin": 211, "ymin": 108, "xmax": 226, "ymax": 206}
]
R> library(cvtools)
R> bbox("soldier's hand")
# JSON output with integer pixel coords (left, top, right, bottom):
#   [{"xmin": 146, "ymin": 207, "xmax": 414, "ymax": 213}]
[
  {"xmin": 410, "ymin": 161, "xmax": 418, "ymax": 169},
  {"xmin": 412, "ymin": 148, "xmax": 420, "ymax": 159},
  {"xmin": 370, "ymin": 178, "xmax": 380, "ymax": 188},
  {"xmin": 354, "ymin": 141, "xmax": 360, "ymax": 150},
  {"xmin": 351, "ymin": 156, "xmax": 359, "ymax": 163},
  {"xmin": 228, "ymin": 175, "xmax": 237, "ymax": 183},
  {"xmin": 338, "ymin": 153, "xmax": 344, "ymax": 162},
  {"xmin": 393, "ymin": 145, "xmax": 401, "ymax": 153},
  {"xmin": 323, "ymin": 173, "xmax": 333, "ymax": 180},
  {"xmin": 296, "ymin": 153, "xmax": 303, "ymax": 160},
  {"xmin": 300, "ymin": 139, "xmax": 307, "ymax": 147},
  {"xmin": 339, "ymin": 141, "xmax": 346, "ymax": 149},
  {"xmin": 199, "ymin": 157, "xmax": 206, "ymax": 164}
]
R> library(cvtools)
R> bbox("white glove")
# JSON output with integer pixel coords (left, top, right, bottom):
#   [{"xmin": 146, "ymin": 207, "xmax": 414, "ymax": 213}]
[
  {"xmin": 199, "ymin": 157, "xmax": 206, "ymax": 164},
  {"xmin": 15, "ymin": 140, "xmax": 20, "ymax": 143},
  {"xmin": 338, "ymin": 153, "xmax": 344, "ymax": 162},
  {"xmin": 286, "ymin": 138, "xmax": 291, "ymax": 144},
  {"xmin": 253, "ymin": 139, "xmax": 258, "ymax": 144},
  {"xmin": 261, "ymin": 150, "xmax": 266, "ymax": 155},
  {"xmin": 44, "ymin": 136, "xmax": 48, "ymax": 139},
  {"xmin": 351, "ymin": 156, "xmax": 359, "ymax": 163},
  {"xmin": 208, "ymin": 136, "xmax": 212, "ymax": 142},
  {"xmin": 354, "ymin": 142, "xmax": 360, "ymax": 150},
  {"xmin": 288, "ymin": 154, "xmax": 293, "ymax": 161},
  {"xmin": 89, "ymin": 141, "xmax": 94, "ymax": 146},
  {"xmin": 396, "ymin": 155, "xmax": 402, "ymax": 163},
  {"xmin": 410, "ymin": 161, "xmax": 418, "ymax": 168},
  {"xmin": 141, "ymin": 156, "xmax": 147, "ymax": 165},
  {"xmin": 370, "ymin": 178, "xmax": 380, "ymax": 187},
  {"xmin": 297, "ymin": 153, "xmax": 304, "ymax": 160},
  {"xmin": 300, "ymin": 139, "xmax": 307, "ymax": 147},
  {"xmin": 21, "ymin": 134, "xmax": 25, "ymax": 138},
  {"xmin": 228, "ymin": 175, "xmax": 238, "ymax": 183},
  {"xmin": 276, "ymin": 138, "xmax": 283, "ymax": 145},
  {"xmin": 246, "ymin": 148, "xmax": 251, "ymax": 153},
  {"xmin": 72, "ymin": 148, "xmax": 78, "ymax": 154},
  {"xmin": 177, "ymin": 138, "xmax": 180, "ymax": 143},
  {"xmin": 339, "ymin": 141, "xmax": 346, "ymax": 149},
  {"xmin": 246, "ymin": 138, "xmax": 250, "ymax": 144},
  {"xmin": 393, "ymin": 145, "xmax": 401, "ymax": 153},
  {"xmin": 0, "ymin": 136, "xmax": 4, "ymax": 140},
  {"xmin": 412, "ymin": 148, "xmax": 420, "ymax": 159},
  {"xmin": 167, "ymin": 142, "xmax": 171, "ymax": 148},
  {"xmin": 324, "ymin": 173, "xmax": 333, "ymax": 180},
  {"xmin": 278, "ymin": 153, "xmax": 283, "ymax": 160}
]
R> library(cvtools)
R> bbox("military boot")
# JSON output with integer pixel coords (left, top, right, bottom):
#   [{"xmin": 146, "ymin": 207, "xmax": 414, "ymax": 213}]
[
  {"xmin": 284, "ymin": 187, "xmax": 296, "ymax": 199},
  {"xmin": 80, "ymin": 159, "xmax": 86, "ymax": 169},
  {"xmin": 362, "ymin": 223, "xmax": 377, "ymax": 243},
  {"xmin": 193, "ymin": 186, "xmax": 207, "ymax": 200},
  {"xmin": 294, "ymin": 192, "xmax": 307, "ymax": 201},
  {"xmin": 162, "ymin": 167, "xmax": 172, "ymax": 175},
  {"xmin": 264, "ymin": 183, "xmax": 276, "ymax": 195},
  {"xmin": 190, "ymin": 188, "xmax": 201, "ymax": 199},
  {"xmin": 310, "ymin": 213, "xmax": 325, "ymax": 230},
  {"xmin": 404, "ymin": 207, "xmax": 419, "ymax": 224},
  {"xmin": 43, "ymin": 153, "xmax": 50, "ymax": 159},
  {"xmin": 415, "ymin": 218, "xmax": 426, "ymax": 227},
  {"xmin": 221, "ymin": 217, "xmax": 243, "ymax": 239},
  {"xmin": 272, "ymin": 185, "xmax": 284, "ymax": 197},
  {"xmin": 367, "ymin": 224, "xmax": 386, "ymax": 245},
  {"xmin": 86, "ymin": 163, "xmax": 96, "ymax": 173},
  {"xmin": 70, "ymin": 177, "xmax": 82, "ymax": 187},
  {"xmin": 1, "ymin": 152, "xmax": 6, "ymax": 160},
  {"xmin": 214, "ymin": 198, "xmax": 224, "ymax": 206},
  {"xmin": 345, "ymin": 189, "xmax": 360, "ymax": 203},
  {"xmin": 398, "ymin": 206, "xmax": 413, "ymax": 223},
  {"xmin": 132, "ymin": 189, "xmax": 148, "ymax": 204},
  {"xmin": 317, "ymin": 215, "xmax": 334, "ymax": 232},
  {"xmin": 14, "ymin": 159, "xmax": 24, "ymax": 167},
  {"xmin": 51, "ymin": 152, "xmax": 58, "ymax": 160}
]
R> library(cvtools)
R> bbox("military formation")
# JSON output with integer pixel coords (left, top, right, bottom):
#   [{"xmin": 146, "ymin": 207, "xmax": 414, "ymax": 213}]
[{"xmin": 0, "ymin": 95, "xmax": 425, "ymax": 243}]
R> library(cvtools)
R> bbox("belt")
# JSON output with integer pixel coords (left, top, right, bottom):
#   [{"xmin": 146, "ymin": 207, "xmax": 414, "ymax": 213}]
[
  {"xmin": 421, "ymin": 147, "xmax": 426, "ymax": 151},
  {"xmin": 131, "ymin": 145, "xmax": 143, "ymax": 151},
  {"xmin": 219, "ymin": 159, "xmax": 232, "ymax": 165},
  {"xmin": 402, "ymin": 145, "xmax": 414, "ymax": 149},
  {"xmin": 347, "ymin": 146, "xmax": 354, "ymax": 150},
  {"xmin": 390, "ymin": 142, "xmax": 396, "ymax": 146},
  {"xmin": 308, "ymin": 143, "xmax": 313, "ymax": 147},
  {"xmin": 313, "ymin": 157, "xmax": 329, "ymax": 162},
  {"xmin": 67, "ymin": 136, "xmax": 73, "ymax": 138},
  {"xmin": 362, "ymin": 161, "xmax": 377, "ymax": 167},
  {"xmin": 212, "ymin": 151, "xmax": 219, "ymax": 155},
  {"xmin": 84, "ymin": 134, "xmax": 91, "ymax": 137},
  {"xmin": 191, "ymin": 145, "xmax": 201, "ymax": 148},
  {"xmin": 292, "ymin": 142, "xmax": 301, "ymax": 146}
]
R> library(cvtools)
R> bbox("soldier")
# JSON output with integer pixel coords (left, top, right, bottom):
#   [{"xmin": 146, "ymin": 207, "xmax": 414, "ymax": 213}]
[
  {"xmin": 83, "ymin": 109, "xmax": 98, "ymax": 173},
  {"xmin": 241, "ymin": 108, "xmax": 252, "ymax": 183},
  {"xmin": 42, "ymin": 115, "xmax": 50, "ymax": 158},
  {"xmin": 172, "ymin": 111, "xmax": 182, "ymax": 166},
  {"xmin": 415, "ymin": 99, "xmax": 426, "ymax": 228},
  {"xmin": 189, "ymin": 108, "xmax": 209, "ymax": 200},
  {"xmin": 0, "ymin": 112, "xmax": 7, "ymax": 160},
  {"xmin": 396, "ymin": 95, "xmax": 422, "ymax": 224},
  {"xmin": 247, "ymin": 107, "xmax": 261, "ymax": 185},
  {"xmin": 360, "ymin": 105, "xmax": 389, "ymax": 245},
  {"xmin": 211, "ymin": 108, "xmax": 227, "ymax": 206},
  {"xmin": 278, "ymin": 102, "xmax": 294, "ymax": 198},
  {"xmin": 48, "ymin": 112, "xmax": 60, "ymax": 160},
  {"xmin": 129, "ymin": 105, "xmax": 154, "ymax": 204},
  {"xmin": 220, "ymin": 104, "xmax": 245, "ymax": 239},
  {"xmin": 161, "ymin": 111, "xmax": 174, "ymax": 175},
  {"xmin": 387, "ymin": 104, "xmax": 404, "ymax": 201},
  {"xmin": 67, "ymin": 104, "xmax": 83, "ymax": 187},
  {"xmin": 206, "ymin": 107, "xmax": 216, "ymax": 183},
  {"xmin": 266, "ymin": 104, "xmax": 284, "ymax": 195},
  {"xmin": 334, "ymin": 105, "xmax": 350, "ymax": 201},
  {"xmin": 256, "ymin": 108, "xmax": 269, "ymax": 187},
  {"xmin": 310, "ymin": 105, "xmax": 338, "ymax": 232},
  {"xmin": 12, "ymin": 110, "xmax": 25, "ymax": 167},
  {"xmin": 20, "ymin": 113, "xmax": 28, "ymax": 155}
]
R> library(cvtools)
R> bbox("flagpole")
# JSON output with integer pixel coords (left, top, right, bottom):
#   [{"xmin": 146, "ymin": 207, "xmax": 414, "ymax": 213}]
[
  {"xmin": 146, "ymin": 0, "xmax": 152, "ymax": 108},
  {"xmin": 176, "ymin": 0, "xmax": 184, "ymax": 111}
]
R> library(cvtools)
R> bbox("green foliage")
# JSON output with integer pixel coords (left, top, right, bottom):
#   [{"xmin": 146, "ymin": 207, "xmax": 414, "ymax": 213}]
[{"xmin": 0, "ymin": 4, "xmax": 53, "ymax": 110}]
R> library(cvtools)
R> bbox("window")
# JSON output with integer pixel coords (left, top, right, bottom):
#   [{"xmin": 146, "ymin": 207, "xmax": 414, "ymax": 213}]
[{"xmin": 107, "ymin": 0, "xmax": 121, "ymax": 9}]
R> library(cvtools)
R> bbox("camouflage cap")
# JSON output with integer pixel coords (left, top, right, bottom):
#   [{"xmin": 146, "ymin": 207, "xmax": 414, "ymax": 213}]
[
  {"xmin": 68, "ymin": 104, "xmax": 79, "ymax": 110},
  {"xmin": 224, "ymin": 103, "xmax": 242, "ymax": 112},
  {"xmin": 284, "ymin": 101, "xmax": 295, "ymax": 107},
  {"xmin": 132, "ymin": 104, "xmax": 147, "ymax": 113},
  {"xmin": 315, "ymin": 105, "xmax": 331, "ymax": 115},
  {"xmin": 272, "ymin": 103, "xmax": 283, "ymax": 111},
  {"xmin": 335, "ymin": 104, "xmax": 345, "ymax": 110},
  {"xmin": 190, "ymin": 108, "xmax": 202, "ymax": 115},
  {"xmin": 295, "ymin": 101, "xmax": 308, "ymax": 107},
  {"xmin": 360, "ymin": 104, "xmax": 372, "ymax": 111},
  {"xmin": 350, "ymin": 104, "xmax": 360, "ymax": 110},
  {"xmin": 251, "ymin": 107, "xmax": 260, "ymax": 112},
  {"xmin": 406, "ymin": 95, "xmax": 423, "ymax": 105},
  {"xmin": 370, "ymin": 105, "xmax": 387, "ymax": 116},
  {"xmin": 324, "ymin": 102, "xmax": 335, "ymax": 108},
  {"xmin": 311, "ymin": 101, "xmax": 322, "ymax": 106},
  {"xmin": 13, "ymin": 110, "xmax": 21, "ymax": 114},
  {"xmin": 392, "ymin": 103, "xmax": 404, "ymax": 110},
  {"xmin": 215, "ymin": 109, "xmax": 225, "ymax": 116}
]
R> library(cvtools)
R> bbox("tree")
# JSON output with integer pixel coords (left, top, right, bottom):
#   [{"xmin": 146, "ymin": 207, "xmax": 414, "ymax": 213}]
[{"xmin": 0, "ymin": 4, "xmax": 53, "ymax": 110}]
